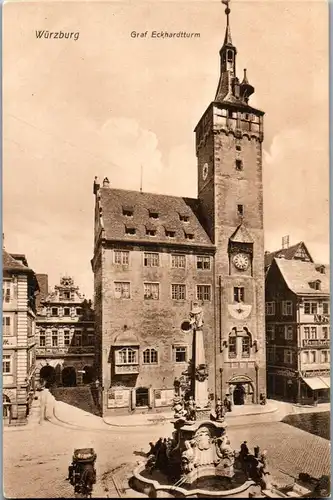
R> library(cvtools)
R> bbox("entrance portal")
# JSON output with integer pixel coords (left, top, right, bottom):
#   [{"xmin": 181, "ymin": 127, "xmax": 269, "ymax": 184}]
[
  {"xmin": 83, "ymin": 365, "xmax": 94, "ymax": 385},
  {"xmin": 62, "ymin": 366, "xmax": 77, "ymax": 387},
  {"xmin": 40, "ymin": 365, "xmax": 56, "ymax": 387},
  {"xmin": 233, "ymin": 384, "xmax": 246, "ymax": 405},
  {"xmin": 136, "ymin": 388, "xmax": 149, "ymax": 407}
]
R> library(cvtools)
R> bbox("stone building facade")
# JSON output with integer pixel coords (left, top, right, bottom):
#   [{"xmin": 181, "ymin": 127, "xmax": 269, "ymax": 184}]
[
  {"xmin": 35, "ymin": 276, "xmax": 95, "ymax": 387},
  {"xmin": 3, "ymin": 248, "xmax": 39, "ymax": 425},
  {"xmin": 91, "ymin": 5, "xmax": 266, "ymax": 416},
  {"xmin": 265, "ymin": 248, "xmax": 330, "ymax": 404}
]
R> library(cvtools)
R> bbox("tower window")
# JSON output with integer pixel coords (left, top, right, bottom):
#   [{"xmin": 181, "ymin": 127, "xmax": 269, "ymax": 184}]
[
  {"xmin": 227, "ymin": 50, "xmax": 233, "ymax": 62},
  {"xmin": 234, "ymin": 287, "xmax": 245, "ymax": 303},
  {"xmin": 125, "ymin": 226, "xmax": 136, "ymax": 235},
  {"xmin": 235, "ymin": 159, "xmax": 243, "ymax": 171},
  {"xmin": 236, "ymin": 145, "xmax": 242, "ymax": 152},
  {"xmin": 237, "ymin": 204, "xmax": 244, "ymax": 217}
]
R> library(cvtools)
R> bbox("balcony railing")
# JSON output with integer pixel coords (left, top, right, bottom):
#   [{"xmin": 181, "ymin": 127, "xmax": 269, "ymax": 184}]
[
  {"xmin": 302, "ymin": 339, "xmax": 330, "ymax": 348},
  {"xmin": 114, "ymin": 364, "xmax": 139, "ymax": 375}
]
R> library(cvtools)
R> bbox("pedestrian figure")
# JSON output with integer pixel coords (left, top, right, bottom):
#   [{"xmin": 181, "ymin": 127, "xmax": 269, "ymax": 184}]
[{"xmin": 224, "ymin": 394, "xmax": 232, "ymax": 412}]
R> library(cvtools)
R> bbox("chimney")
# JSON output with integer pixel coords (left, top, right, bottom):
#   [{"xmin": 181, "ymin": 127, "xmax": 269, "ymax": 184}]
[
  {"xmin": 103, "ymin": 177, "xmax": 110, "ymax": 188},
  {"xmin": 282, "ymin": 235, "xmax": 290, "ymax": 250},
  {"xmin": 93, "ymin": 176, "xmax": 100, "ymax": 195},
  {"xmin": 35, "ymin": 274, "xmax": 49, "ymax": 309}
]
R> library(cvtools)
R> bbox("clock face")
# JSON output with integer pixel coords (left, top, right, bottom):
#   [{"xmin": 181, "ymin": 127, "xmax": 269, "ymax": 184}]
[
  {"xmin": 202, "ymin": 163, "xmax": 209, "ymax": 181},
  {"xmin": 233, "ymin": 253, "xmax": 250, "ymax": 271}
]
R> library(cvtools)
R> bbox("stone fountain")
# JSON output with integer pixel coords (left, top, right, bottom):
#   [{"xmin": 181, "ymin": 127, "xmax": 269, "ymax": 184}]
[{"xmin": 130, "ymin": 303, "xmax": 274, "ymax": 498}]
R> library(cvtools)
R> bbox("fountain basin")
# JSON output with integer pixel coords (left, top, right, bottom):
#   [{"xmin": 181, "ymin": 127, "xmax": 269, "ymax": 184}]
[{"xmin": 131, "ymin": 462, "xmax": 258, "ymax": 498}]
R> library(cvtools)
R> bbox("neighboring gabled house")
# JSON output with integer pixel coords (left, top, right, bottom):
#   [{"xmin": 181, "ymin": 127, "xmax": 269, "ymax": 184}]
[
  {"xmin": 35, "ymin": 276, "xmax": 95, "ymax": 388},
  {"xmin": 3, "ymin": 246, "xmax": 39, "ymax": 425},
  {"xmin": 264, "ymin": 241, "xmax": 313, "ymax": 274},
  {"xmin": 265, "ymin": 256, "xmax": 330, "ymax": 404}
]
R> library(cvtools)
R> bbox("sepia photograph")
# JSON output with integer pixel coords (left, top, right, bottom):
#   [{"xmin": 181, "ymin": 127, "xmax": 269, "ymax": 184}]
[{"xmin": 2, "ymin": 0, "xmax": 330, "ymax": 498}]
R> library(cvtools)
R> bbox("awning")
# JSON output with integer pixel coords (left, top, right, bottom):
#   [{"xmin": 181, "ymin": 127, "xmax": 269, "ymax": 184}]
[
  {"xmin": 319, "ymin": 377, "xmax": 330, "ymax": 389},
  {"xmin": 302, "ymin": 377, "xmax": 330, "ymax": 391}
]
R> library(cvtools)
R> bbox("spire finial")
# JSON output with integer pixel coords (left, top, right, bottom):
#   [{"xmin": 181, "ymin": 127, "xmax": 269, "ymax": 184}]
[{"xmin": 221, "ymin": 0, "xmax": 232, "ymax": 46}]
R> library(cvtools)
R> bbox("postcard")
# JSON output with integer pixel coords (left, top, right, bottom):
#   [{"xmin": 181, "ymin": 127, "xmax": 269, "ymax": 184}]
[{"xmin": 3, "ymin": 0, "xmax": 330, "ymax": 498}]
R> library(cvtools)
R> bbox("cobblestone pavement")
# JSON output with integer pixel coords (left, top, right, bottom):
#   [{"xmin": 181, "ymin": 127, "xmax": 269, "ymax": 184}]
[{"xmin": 4, "ymin": 410, "xmax": 330, "ymax": 498}]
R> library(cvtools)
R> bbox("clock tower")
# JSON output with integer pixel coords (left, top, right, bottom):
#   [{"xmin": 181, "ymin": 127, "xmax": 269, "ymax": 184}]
[{"xmin": 195, "ymin": 0, "xmax": 266, "ymax": 405}]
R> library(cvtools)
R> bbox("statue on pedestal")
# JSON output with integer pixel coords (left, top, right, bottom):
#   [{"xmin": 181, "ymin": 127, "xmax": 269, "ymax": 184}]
[
  {"xmin": 215, "ymin": 398, "xmax": 226, "ymax": 422},
  {"xmin": 173, "ymin": 395, "xmax": 186, "ymax": 420},
  {"xmin": 185, "ymin": 396, "xmax": 197, "ymax": 421},
  {"xmin": 190, "ymin": 303, "xmax": 204, "ymax": 329}
]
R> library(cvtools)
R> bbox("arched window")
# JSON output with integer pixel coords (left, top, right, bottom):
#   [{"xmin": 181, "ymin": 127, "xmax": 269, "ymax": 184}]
[
  {"xmin": 228, "ymin": 329, "xmax": 237, "ymax": 358},
  {"xmin": 143, "ymin": 348, "xmax": 158, "ymax": 365},
  {"xmin": 116, "ymin": 347, "xmax": 137, "ymax": 365},
  {"xmin": 242, "ymin": 328, "xmax": 251, "ymax": 358},
  {"xmin": 227, "ymin": 50, "xmax": 234, "ymax": 63}
]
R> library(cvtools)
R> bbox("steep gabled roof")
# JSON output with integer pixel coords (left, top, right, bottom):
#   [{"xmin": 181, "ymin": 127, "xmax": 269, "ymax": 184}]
[
  {"xmin": 274, "ymin": 258, "xmax": 330, "ymax": 296},
  {"xmin": 3, "ymin": 250, "xmax": 32, "ymax": 273},
  {"xmin": 265, "ymin": 241, "xmax": 313, "ymax": 269},
  {"xmin": 98, "ymin": 188, "xmax": 213, "ymax": 248},
  {"xmin": 229, "ymin": 224, "xmax": 253, "ymax": 244}
]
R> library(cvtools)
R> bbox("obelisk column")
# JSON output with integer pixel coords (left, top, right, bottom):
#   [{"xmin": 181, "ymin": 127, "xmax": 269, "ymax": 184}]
[{"xmin": 190, "ymin": 303, "xmax": 209, "ymax": 409}]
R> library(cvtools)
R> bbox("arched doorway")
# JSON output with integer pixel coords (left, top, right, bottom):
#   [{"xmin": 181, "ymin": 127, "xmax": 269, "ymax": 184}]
[
  {"xmin": 40, "ymin": 365, "xmax": 56, "ymax": 387},
  {"xmin": 55, "ymin": 364, "xmax": 62, "ymax": 386},
  {"xmin": 3, "ymin": 395, "xmax": 12, "ymax": 425},
  {"xmin": 228, "ymin": 375, "xmax": 255, "ymax": 405},
  {"xmin": 233, "ymin": 384, "xmax": 246, "ymax": 405},
  {"xmin": 62, "ymin": 366, "xmax": 77, "ymax": 387},
  {"xmin": 82, "ymin": 366, "xmax": 94, "ymax": 385}
]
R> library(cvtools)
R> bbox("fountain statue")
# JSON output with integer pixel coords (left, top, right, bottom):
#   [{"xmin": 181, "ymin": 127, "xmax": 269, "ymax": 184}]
[{"xmin": 130, "ymin": 302, "xmax": 276, "ymax": 498}]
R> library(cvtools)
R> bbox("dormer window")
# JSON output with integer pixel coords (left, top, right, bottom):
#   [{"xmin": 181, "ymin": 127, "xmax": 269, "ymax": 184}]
[
  {"xmin": 184, "ymin": 231, "xmax": 194, "ymax": 240},
  {"xmin": 166, "ymin": 230, "xmax": 176, "ymax": 238},
  {"xmin": 146, "ymin": 228, "xmax": 156, "ymax": 237},
  {"xmin": 179, "ymin": 214, "xmax": 190, "ymax": 223},
  {"xmin": 309, "ymin": 280, "xmax": 321, "ymax": 291},
  {"xmin": 315, "ymin": 265, "xmax": 326, "ymax": 275},
  {"xmin": 149, "ymin": 210, "xmax": 159, "ymax": 219},
  {"xmin": 125, "ymin": 225, "xmax": 136, "ymax": 235},
  {"xmin": 122, "ymin": 205, "xmax": 134, "ymax": 217}
]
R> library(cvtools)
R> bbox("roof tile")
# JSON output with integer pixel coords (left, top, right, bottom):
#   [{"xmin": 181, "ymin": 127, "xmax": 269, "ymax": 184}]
[{"xmin": 100, "ymin": 188, "xmax": 213, "ymax": 247}]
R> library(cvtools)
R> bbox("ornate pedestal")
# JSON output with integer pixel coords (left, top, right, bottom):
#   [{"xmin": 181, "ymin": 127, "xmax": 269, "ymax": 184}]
[{"xmin": 169, "ymin": 418, "xmax": 235, "ymax": 483}]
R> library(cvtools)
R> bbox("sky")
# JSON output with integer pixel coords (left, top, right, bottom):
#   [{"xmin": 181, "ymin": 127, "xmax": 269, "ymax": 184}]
[{"xmin": 3, "ymin": 0, "xmax": 329, "ymax": 299}]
